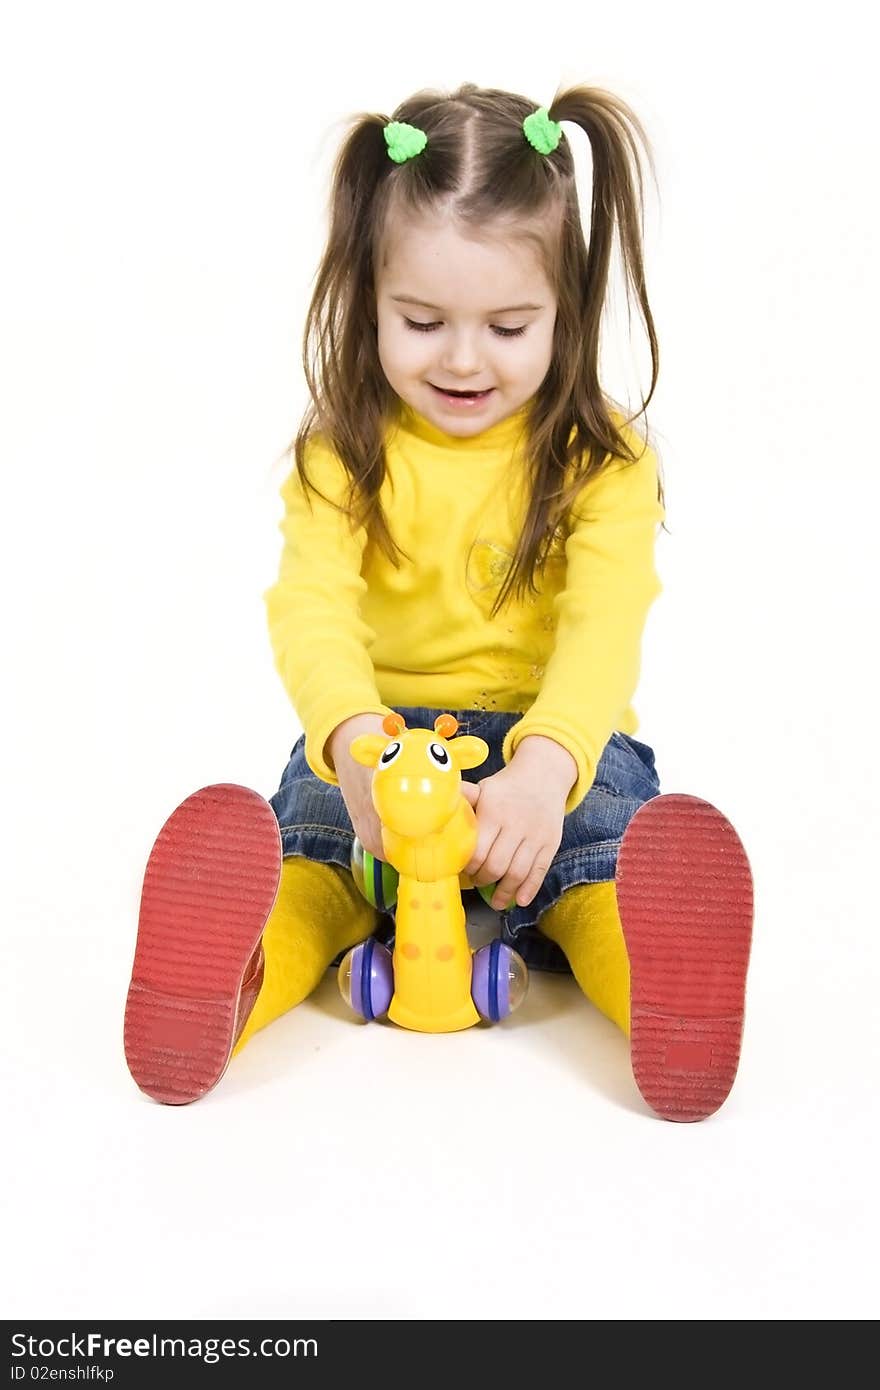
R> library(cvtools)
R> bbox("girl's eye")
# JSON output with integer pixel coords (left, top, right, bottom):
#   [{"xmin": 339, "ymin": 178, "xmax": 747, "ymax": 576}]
[{"xmin": 404, "ymin": 318, "xmax": 526, "ymax": 339}]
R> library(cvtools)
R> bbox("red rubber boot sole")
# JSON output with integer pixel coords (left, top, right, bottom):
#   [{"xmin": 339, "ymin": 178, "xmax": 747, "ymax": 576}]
[
  {"xmin": 124, "ymin": 784, "xmax": 282, "ymax": 1105},
  {"xmin": 616, "ymin": 793, "xmax": 754, "ymax": 1123}
]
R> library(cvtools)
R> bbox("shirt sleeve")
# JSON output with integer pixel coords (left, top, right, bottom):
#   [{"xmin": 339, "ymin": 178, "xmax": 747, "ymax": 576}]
[
  {"xmin": 263, "ymin": 438, "xmax": 395, "ymax": 784},
  {"xmin": 501, "ymin": 425, "xmax": 665, "ymax": 814}
]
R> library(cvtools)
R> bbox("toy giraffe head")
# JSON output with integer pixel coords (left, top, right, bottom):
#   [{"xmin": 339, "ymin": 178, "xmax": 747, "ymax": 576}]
[{"xmin": 350, "ymin": 713, "xmax": 488, "ymax": 838}]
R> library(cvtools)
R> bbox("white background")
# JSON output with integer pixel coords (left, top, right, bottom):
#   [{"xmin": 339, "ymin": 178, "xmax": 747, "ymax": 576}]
[{"xmin": 3, "ymin": 0, "xmax": 878, "ymax": 1322}]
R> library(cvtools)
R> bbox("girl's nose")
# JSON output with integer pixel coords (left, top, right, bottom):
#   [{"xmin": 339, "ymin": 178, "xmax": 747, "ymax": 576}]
[{"xmin": 440, "ymin": 332, "xmax": 483, "ymax": 376}]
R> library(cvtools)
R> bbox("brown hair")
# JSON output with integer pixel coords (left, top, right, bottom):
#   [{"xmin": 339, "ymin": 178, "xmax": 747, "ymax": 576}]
[{"xmin": 290, "ymin": 80, "xmax": 666, "ymax": 618}]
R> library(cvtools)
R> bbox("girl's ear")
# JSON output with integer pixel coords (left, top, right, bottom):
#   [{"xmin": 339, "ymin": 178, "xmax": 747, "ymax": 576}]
[
  {"xmin": 450, "ymin": 736, "xmax": 490, "ymax": 772},
  {"xmin": 349, "ymin": 734, "xmax": 387, "ymax": 768}
]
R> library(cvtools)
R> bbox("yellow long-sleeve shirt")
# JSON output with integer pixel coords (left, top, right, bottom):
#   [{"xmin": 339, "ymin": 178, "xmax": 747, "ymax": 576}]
[{"xmin": 264, "ymin": 396, "xmax": 665, "ymax": 815}]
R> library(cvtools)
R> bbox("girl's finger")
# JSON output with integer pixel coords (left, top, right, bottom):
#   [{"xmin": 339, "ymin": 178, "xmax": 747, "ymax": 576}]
[
  {"xmin": 484, "ymin": 839, "xmax": 531, "ymax": 907},
  {"xmin": 465, "ymin": 821, "xmax": 502, "ymax": 881},
  {"xmin": 460, "ymin": 780, "xmax": 480, "ymax": 807},
  {"xmin": 469, "ymin": 825, "xmax": 523, "ymax": 887},
  {"xmin": 481, "ymin": 836, "xmax": 528, "ymax": 891},
  {"xmin": 513, "ymin": 854, "xmax": 554, "ymax": 908},
  {"xmin": 492, "ymin": 845, "xmax": 552, "ymax": 910}
]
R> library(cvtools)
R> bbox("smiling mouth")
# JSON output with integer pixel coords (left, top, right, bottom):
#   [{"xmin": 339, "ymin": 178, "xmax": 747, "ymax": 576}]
[{"xmin": 430, "ymin": 384, "xmax": 494, "ymax": 397}]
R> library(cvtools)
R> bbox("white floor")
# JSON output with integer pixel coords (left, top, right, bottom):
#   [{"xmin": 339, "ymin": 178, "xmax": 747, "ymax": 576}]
[{"xmin": 6, "ymin": 866, "xmax": 878, "ymax": 1321}]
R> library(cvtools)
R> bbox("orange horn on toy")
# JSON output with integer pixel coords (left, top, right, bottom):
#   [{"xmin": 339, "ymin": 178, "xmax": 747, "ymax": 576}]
[
  {"xmin": 383, "ymin": 713, "xmax": 406, "ymax": 736},
  {"xmin": 434, "ymin": 714, "xmax": 459, "ymax": 738}
]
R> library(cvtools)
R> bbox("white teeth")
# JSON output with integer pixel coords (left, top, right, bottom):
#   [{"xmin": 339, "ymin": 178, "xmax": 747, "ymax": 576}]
[{"xmin": 430, "ymin": 384, "xmax": 492, "ymax": 401}]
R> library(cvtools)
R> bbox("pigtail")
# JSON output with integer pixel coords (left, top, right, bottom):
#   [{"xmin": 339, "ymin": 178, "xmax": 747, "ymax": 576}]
[
  {"xmin": 549, "ymin": 84, "xmax": 659, "ymax": 430},
  {"xmin": 489, "ymin": 83, "xmax": 666, "ymax": 618},
  {"xmin": 294, "ymin": 112, "xmax": 410, "ymax": 568}
]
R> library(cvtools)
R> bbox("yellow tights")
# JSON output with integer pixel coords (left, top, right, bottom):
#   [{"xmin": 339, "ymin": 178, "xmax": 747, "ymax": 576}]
[
  {"xmin": 232, "ymin": 855, "xmax": 630, "ymax": 1050},
  {"xmin": 539, "ymin": 879, "xmax": 630, "ymax": 1035},
  {"xmin": 232, "ymin": 855, "xmax": 381, "ymax": 1055}
]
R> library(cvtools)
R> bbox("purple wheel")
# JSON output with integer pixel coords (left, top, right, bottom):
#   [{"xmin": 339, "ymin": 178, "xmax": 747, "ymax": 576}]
[
  {"xmin": 337, "ymin": 938, "xmax": 394, "ymax": 1021},
  {"xmin": 471, "ymin": 940, "xmax": 529, "ymax": 1022}
]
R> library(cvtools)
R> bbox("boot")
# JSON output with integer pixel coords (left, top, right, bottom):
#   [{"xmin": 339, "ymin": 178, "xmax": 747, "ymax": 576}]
[
  {"xmin": 616, "ymin": 793, "xmax": 754, "ymax": 1123},
  {"xmin": 123, "ymin": 783, "xmax": 282, "ymax": 1105}
]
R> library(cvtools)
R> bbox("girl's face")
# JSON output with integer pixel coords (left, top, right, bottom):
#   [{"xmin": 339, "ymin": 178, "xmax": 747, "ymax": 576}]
[{"xmin": 374, "ymin": 213, "xmax": 557, "ymax": 437}]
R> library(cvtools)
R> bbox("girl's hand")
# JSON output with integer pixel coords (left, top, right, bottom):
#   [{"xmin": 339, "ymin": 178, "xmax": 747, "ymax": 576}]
[
  {"xmin": 464, "ymin": 736, "xmax": 577, "ymax": 910},
  {"xmin": 329, "ymin": 713, "xmax": 387, "ymax": 861}
]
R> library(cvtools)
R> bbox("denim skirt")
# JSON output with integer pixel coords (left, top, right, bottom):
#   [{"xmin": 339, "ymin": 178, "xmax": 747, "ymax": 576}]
[{"xmin": 268, "ymin": 705, "xmax": 661, "ymax": 973}]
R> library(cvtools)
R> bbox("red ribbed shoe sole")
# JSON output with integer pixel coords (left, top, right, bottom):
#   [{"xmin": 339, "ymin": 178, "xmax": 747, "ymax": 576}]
[
  {"xmin": 616, "ymin": 793, "xmax": 753, "ymax": 1123},
  {"xmin": 124, "ymin": 784, "xmax": 282, "ymax": 1105}
]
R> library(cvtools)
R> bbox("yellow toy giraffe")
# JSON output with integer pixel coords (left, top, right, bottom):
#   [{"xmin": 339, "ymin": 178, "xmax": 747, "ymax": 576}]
[{"xmin": 348, "ymin": 712, "xmax": 501, "ymax": 1033}]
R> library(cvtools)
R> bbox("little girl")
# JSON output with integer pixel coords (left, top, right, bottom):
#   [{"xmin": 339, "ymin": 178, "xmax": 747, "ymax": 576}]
[{"xmin": 124, "ymin": 81, "xmax": 753, "ymax": 1122}]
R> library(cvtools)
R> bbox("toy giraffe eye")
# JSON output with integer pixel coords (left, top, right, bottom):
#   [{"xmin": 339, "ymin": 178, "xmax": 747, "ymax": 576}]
[
  {"xmin": 427, "ymin": 742, "xmax": 451, "ymax": 769},
  {"xmin": 379, "ymin": 741, "xmax": 402, "ymax": 766}
]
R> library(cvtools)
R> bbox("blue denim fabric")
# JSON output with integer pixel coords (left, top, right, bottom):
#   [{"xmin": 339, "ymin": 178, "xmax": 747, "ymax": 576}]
[{"xmin": 268, "ymin": 705, "xmax": 661, "ymax": 974}]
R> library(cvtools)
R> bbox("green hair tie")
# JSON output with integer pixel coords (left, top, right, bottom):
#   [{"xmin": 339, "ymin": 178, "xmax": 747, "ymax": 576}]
[
  {"xmin": 522, "ymin": 106, "xmax": 562, "ymax": 155},
  {"xmin": 384, "ymin": 120, "xmax": 428, "ymax": 164}
]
